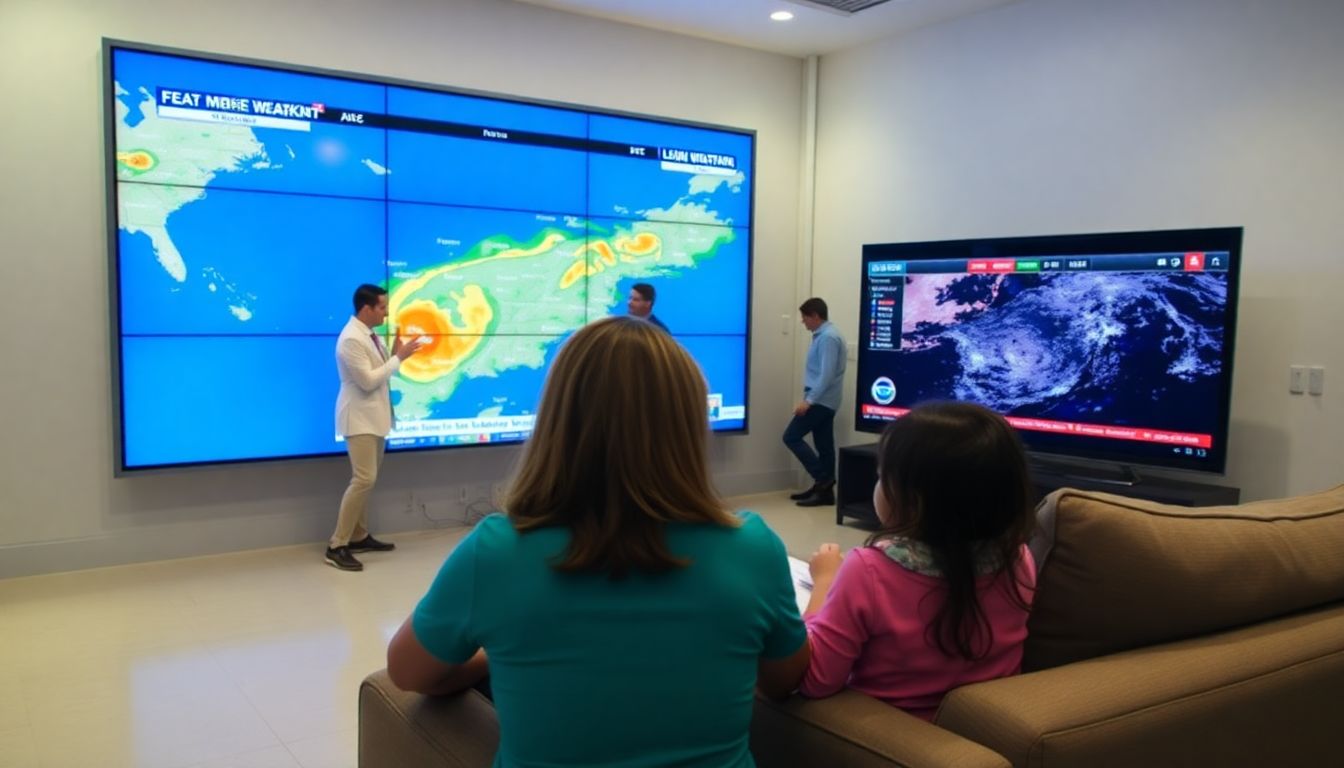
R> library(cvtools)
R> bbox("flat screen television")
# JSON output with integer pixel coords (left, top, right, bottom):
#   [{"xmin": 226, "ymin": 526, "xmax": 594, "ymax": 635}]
[
  {"xmin": 855, "ymin": 227, "xmax": 1242, "ymax": 477},
  {"xmin": 105, "ymin": 40, "xmax": 753, "ymax": 472}
]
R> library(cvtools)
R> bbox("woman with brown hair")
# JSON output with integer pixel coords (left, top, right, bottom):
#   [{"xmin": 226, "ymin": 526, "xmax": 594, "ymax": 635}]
[{"xmin": 387, "ymin": 316, "xmax": 809, "ymax": 767}]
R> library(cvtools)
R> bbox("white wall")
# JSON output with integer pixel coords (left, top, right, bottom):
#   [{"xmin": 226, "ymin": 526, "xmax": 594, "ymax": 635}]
[
  {"xmin": 11, "ymin": 0, "xmax": 1336, "ymax": 578},
  {"xmin": 0, "ymin": 0, "xmax": 807, "ymax": 577},
  {"xmin": 812, "ymin": 0, "xmax": 1344, "ymax": 501}
]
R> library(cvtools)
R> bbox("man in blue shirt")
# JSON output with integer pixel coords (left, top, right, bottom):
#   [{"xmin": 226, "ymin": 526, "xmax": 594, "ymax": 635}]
[
  {"xmin": 785, "ymin": 297, "xmax": 847, "ymax": 507},
  {"xmin": 627, "ymin": 282, "xmax": 669, "ymax": 332}
]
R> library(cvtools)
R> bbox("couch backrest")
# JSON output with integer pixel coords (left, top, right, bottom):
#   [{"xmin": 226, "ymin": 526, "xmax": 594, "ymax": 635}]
[{"xmin": 1024, "ymin": 484, "xmax": 1344, "ymax": 670}]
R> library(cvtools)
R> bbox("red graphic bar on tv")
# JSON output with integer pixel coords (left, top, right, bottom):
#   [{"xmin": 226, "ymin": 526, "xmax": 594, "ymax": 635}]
[
  {"xmin": 860, "ymin": 405, "xmax": 1212, "ymax": 449},
  {"xmin": 967, "ymin": 259, "xmax": 1017, "ymax": 273}
]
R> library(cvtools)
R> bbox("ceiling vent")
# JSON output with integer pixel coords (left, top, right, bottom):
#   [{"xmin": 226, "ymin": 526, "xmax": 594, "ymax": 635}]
[{"xmin": 783, "ymin": 0, "xmax": 893, "ymax": 15}]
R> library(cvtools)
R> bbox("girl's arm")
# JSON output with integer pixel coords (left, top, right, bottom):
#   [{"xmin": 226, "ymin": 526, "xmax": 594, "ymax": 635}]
[
  {"xmin": 804, "ymin": 542, "xmax": 843, "ymax": 618},
  {"xmin": 800, "ymin": 550, "xmax": 873, "ymax": 698}
]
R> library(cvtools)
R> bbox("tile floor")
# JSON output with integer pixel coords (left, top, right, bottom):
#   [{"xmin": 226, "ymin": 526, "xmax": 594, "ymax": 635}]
[{"xmin": 0, "ymin": 491, "xmax": 874, "ymax": 768}]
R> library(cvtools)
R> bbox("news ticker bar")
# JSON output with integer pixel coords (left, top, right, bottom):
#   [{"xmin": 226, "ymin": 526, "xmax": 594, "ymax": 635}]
[
  {"xmin": 154, "ymin": 88, "xmax": 742, "ymax": 175},
  {"xmin": 860, "ymin": 405, "xmax": 1213, "ymax": 450},
  {"xmin": 866, "ymin": 251, "xmax": 1232, "ymax": 279},
  {"xmin": 337, "ymin": 404, "xmax": 747, "ymax": 444}
]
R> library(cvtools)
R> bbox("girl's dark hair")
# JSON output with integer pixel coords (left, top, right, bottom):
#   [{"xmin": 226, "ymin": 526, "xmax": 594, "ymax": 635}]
[{"xmin": 867, "ymin": 401, "xmax": 1035, "ymax": 660}]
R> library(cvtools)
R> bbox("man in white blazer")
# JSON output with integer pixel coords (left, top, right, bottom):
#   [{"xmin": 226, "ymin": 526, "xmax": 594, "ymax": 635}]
[{"xmin": 326, "ymin": 283, "xmax": 425, "ymax": 571}]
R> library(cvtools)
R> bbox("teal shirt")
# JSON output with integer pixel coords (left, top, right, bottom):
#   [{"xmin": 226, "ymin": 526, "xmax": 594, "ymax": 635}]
[{"xmin": 412, "ymin": 511, "xmax": 806, "ymax": 768}]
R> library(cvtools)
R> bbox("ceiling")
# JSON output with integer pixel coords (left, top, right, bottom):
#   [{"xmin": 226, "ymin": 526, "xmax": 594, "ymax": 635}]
[{"xmin": 512, "ymin": 0, "xmax": 1020, "ymax": 58}]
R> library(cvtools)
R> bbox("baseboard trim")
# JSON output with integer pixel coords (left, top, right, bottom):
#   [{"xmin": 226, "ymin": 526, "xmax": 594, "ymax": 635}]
[{"xmin": 0, "ymin": 469, "xmax": 799, "ymax": 579}]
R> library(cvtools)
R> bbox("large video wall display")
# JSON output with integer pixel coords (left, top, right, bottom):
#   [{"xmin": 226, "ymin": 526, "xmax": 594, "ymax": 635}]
[{"xmin": 107, "ymin": 41, "xmax": 754, "ymax": 471}]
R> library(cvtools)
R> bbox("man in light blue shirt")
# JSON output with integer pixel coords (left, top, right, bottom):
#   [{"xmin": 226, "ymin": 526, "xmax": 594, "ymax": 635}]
[{"xmin": 785, "ymin": 297, "xmax": 847, "ymax": 507}]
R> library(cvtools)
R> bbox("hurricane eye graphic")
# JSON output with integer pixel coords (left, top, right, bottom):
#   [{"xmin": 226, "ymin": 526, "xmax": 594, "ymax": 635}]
[{"xmin": 871, "ymin": 376, "xmax": 897, "ymax": 405}]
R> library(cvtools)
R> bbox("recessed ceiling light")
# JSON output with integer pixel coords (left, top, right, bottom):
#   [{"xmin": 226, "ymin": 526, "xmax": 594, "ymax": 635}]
[{"xmin": 770, "ymin": 10, "xmax": 795, "ymax": 21}]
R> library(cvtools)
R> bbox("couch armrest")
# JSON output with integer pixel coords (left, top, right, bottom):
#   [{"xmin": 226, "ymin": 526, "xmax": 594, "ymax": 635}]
[
  {"xmin": 752, "ymin": 691, "xmax": 1011, "ymax": 768},
  {"xmin": 358, "ymin": 669, "xmax": 499, "ymax": 768},
  {"xmin": 937, "ymin": 605, "xmax": 1344, "ymax": 767}
]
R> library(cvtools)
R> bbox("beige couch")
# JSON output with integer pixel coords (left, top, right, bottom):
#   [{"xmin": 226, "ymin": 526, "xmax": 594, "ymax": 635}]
[{"xmin": 359, "ymin": 485, "xmax": 1344, "ymax": 767}]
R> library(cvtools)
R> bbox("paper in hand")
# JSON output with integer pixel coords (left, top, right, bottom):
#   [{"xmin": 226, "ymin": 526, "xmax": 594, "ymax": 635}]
[{"xmin": 788, "ymin": 556, "xmax": 813, "ymax": 616}]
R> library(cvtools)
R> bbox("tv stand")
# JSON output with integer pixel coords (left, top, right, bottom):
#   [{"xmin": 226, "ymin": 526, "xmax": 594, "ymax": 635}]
[
  {"xmin": 835, "ymin": 443, "xmax": 1239, "ymax": 526},
  {"xmin": 1031, "ymin": 456, "xmax": 1141, "ymax": 487}
]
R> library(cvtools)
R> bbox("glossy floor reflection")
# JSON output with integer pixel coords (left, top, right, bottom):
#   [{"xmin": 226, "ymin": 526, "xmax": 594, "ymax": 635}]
[{"xmin": 0, "ymin": 491, "xmax": 874, "ymax": 768}]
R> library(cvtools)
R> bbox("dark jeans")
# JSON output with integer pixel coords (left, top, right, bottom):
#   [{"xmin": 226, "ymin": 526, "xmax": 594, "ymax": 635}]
[{"xmin": 782, "ymin": 404, "xmax": 836, "ymax": 485}]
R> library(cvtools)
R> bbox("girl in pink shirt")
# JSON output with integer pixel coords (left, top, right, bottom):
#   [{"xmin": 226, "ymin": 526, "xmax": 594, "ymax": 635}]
[{"xmin": 800, "ymin": 402, "xmax": 1037, "ymax": 720}]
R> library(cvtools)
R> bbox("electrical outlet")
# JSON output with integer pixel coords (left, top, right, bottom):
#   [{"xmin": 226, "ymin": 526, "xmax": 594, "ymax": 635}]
[
  {"xmin": 1308, "ymin": 366, "xmax": 1325, "ymax": 396},
  {"xmin": 459, "ymin": 485, "xmax": 469, "ymax": 503},
  {"xmin": 780, "ymin": 313, "xmax": 791, "ymax": 334},
  {"xmin": 1289, "ymin": 365, "xmax": 1306, "ymax": 394}
]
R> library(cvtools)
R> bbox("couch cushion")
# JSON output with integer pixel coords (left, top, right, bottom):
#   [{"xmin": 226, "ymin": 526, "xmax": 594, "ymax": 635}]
[
  {"xmin": 752, "ymin": 691, "xmax": 1010, "ymax": 768},
  {"xmin": 1024, "ymin": 484, "xmax": 1344, "ymax": 670}
]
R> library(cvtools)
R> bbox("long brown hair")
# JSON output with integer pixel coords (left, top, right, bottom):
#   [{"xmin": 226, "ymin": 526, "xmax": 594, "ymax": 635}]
[
  {"xmin": 506, "ymin": 316, "xmax": 738, "ymax": 576},
  {"xmin": 866, "ymin": 402, "xmax": 1036, "ymax": 660}
]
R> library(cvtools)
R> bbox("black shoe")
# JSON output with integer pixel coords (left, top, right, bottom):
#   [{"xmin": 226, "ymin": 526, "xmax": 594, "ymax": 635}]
[
  {"xmin": 325, "ymin": 546, "xmax": 364, "ymax": 571},
  {"xmin": 789, "ymin": 484, "xmax": 819, "ymax": 501},
  {"xmin": 348, "ymin": 535, "xmax": 396, "ymax": 553},
  {"xmin": 795, "ymin": 484, "xmax": 836, "ymax": 508}
]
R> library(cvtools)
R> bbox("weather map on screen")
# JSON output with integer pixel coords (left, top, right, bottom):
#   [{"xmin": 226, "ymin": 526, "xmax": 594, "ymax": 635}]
[
  {"xmin": 855, "ymin": 228, "xmax": 1242, "ymax": 475},
  {"xmin": 107, "ymin": 41, "xmax": 753, "ymax": 470}
]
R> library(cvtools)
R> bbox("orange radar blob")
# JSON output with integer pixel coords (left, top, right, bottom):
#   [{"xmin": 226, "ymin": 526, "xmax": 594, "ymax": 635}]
[
  {"xmin": 396, "ymin": 301, "xmax": 450, "ymax": 355},
  {"xmin": 392, "ymin": 295, "xmax": 490, "ymax": 382},
  {"xmin": 625, "ymin": 232, "xmax": 658, "ymax": 254}
]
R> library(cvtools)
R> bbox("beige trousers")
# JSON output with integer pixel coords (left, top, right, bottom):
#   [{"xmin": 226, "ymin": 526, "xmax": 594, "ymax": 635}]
[{"xmin": 330, "ymin": 434, "xmax": 385, "ymax": 548}]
